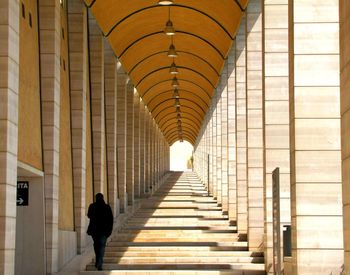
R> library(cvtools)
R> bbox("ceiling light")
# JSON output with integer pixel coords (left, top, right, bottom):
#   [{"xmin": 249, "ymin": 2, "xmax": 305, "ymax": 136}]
[
  {"xmin": 169, "ymin": 62, "xmax": 178, "ymax": 74},
  {"xmin": 177, "ymin": 120, "xmax": 182, "ymax": 126},
  {"xmin": 164, "ymin": 20, "xmax": 175, "ymax": 35},
  {"xmin": 173, "ymin": 88, "xmax": 179, "ymax": 98},
  {"xmin": 158, "ymin": 0, "xmax": 173, "ymax": 5},
  {"xmin": 174, "ymin": 98, "xmax": 181, "ymax": 107},
  {"xmin": 176, "ymin": 106, "xmax": 181, "ymax": 113},
  {"xmin": 176, "ymin": 113, "xmax": 181, "ymax": 119},
  {"xmin": 167, "ymin": 44, "xmax": 178, "ymax": 58},
  {"xmin": 171, "ymin": 76, "xmax": 179, "ymax": 87}
]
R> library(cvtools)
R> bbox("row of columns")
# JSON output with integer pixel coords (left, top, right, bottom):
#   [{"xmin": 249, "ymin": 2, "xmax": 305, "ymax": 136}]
[
  {"xmin": 194, "ymin": 0, "xmax": 345, "ymax": 273},
  {"xmin": 0, "ymin": 0, "xmax": 170, "ymax": 273}
]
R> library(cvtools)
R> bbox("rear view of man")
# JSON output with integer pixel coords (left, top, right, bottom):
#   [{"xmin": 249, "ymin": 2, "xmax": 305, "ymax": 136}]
[{"xmin": 87, "ymin": 193, "xmax": 114, "ymax": 270}]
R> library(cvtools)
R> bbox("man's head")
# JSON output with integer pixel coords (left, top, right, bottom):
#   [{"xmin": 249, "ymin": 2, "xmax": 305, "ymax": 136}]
[{"xmin": 95, "ymin": 193, "xmax": 104, "ymax": 202}]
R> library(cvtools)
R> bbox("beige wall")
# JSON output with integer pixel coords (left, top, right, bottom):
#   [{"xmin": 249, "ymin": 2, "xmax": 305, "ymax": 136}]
[
  {"xmin": 59, "ymin": 3, "xmax": 74, "ymax": 231},
  {"xmin": 18, "ymin": 0, "xmax": 42, "ymax": 171}
]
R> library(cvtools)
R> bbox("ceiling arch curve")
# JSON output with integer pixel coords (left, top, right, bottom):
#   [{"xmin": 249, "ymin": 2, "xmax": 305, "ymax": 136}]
[
  {"xmin": 129, "ymin": 51, "xmax": 220, "ymax": 76},
  {"xmin": 147, "ymin": 90, "xmax": 209, "ymax": 110},
  {"xmin": 142, "ymin": 79, "xmax": 211, "ymax": 101},
  {"xmin": 158, "ymin": 111, "xmax": 202, "ymax": 130},
  {"xmin": 86, "ymin": 0, "xmax": 246, "ymax": 144}
]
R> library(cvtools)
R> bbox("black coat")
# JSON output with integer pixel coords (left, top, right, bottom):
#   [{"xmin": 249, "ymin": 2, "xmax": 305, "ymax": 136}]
[{"xmin": 87, "ymin": 200, "xmax": 113, "ymax": 237}]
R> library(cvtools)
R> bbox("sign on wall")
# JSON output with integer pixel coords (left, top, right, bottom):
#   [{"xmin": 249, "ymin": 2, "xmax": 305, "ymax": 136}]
[{"xmin": 17, "ymin": 181, "xmax": 29, "ymax": 206}]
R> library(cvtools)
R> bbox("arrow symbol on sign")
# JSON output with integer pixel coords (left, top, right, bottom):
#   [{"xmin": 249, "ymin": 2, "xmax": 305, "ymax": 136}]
[{"xmin": 17, "ymin": 198, "xmax": 24, "ymax": 204}]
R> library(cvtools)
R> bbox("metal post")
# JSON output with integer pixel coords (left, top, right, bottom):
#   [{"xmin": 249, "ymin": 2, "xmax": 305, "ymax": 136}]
[{"xmin": 272, "ymin": 167, "xmax": 281, "ymax": 275}]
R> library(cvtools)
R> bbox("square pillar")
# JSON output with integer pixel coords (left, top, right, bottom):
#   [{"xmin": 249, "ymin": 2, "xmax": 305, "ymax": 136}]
[
  {"xmin": 133, "ymin": 93, "xmax": 140, "ymax": 198},
  {"xmin": 227, "ymin": 46, "xmax": 237, "ymax": 222},
  {"xmin": 246, "ymin": 0, "xmax": 264, "ymax": 251},
  {"xmin": 38, "ymin": 0, "xmax": 61, "ymax": 272},
  {"xmin": 0, "ymin": 0, "xmax": 19, "ymax": 273},
  {"xmin": 126, "ymin": 81, "xmax": 134, "ymax": 205},
  {"xmin": 221, "ymin": 62, "xmax": 229, "ymax": 213},
  {"xmin": 88, "ymin": 13, "xmax": 105, "ymax": 194},
  {"xmin": 236, "ymin": 15, "xmax": 248, "ymax": 235},
  {"xmin": 216, "ymin": 91, "xmax": 222, "ymax": 206},
  {"xmin": 263, "ymin": 0, "xmax": 291, "ymax": 271},
  {"xmin": 139, "ymin": 101, "xmax": 145, "ymax": 195},
  {"xmin": 67, "ymin": 0, "xmax": 88, "ymax": 253},
  {"xmin": 289, "ymin": 0, "xmax": 343, "ymax": 272},
  {"xmin": 104, "ymin": 43, "xmax": 119, "ymax": 216},
  {"xmin": 116, "ymin": 63, "xmax": 127, "ymax": 211}
]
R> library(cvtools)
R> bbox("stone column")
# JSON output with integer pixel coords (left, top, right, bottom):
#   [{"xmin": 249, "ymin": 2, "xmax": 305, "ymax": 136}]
[
  {"xmin": 126, "ymin": 81, "xmax": 134, "ymax": 205},
  {"xmin": 38, "ymin": 0, "xmax": 61, "ymax": 272},
  {"xmin": 263, "ymin": 0, "xmax": 290, "ymax": 271},
  {"xmin": 68, "ymin": 0, "xmax": 88, "ymax": 253},
  {"xmin": 0, "ymin": 0, "xmax": 19, "ymax": 273},
  {"xmin": 116, "ymin": 63, "xmax": 127, "ymax": 211},
  {"xmin": 133, "ymin": 93, "xmax": 140, "ymax": 198},
  {"xmin": 340, "ymin": 1, "xmax": 350, "ymax": 270},
  {"xmin": 208, "ymin": 108, "xmax": 214, "ymax": 195},
  {"xmin": 88, "ymin": 13, "xmax": 105, "ymax": 194},
  {"xmin": 246, "ymin": 0, "xmax": 264, "ymax": 251},
  {"xmin": 221, "ymin": 62, "xmax": 229, "ymax": 213},
  {"xmin": 289, "ymin": 1, "xmax": 343, "ymax": 273},
  {"xmin": 212, "ymin": 98, "xmax": 218, "ymax": 198},
  {"xmin": 236, "ymin": 15, "xmax": 248, "ymax": 235},
  {"xmin": 144, "ymin": 110, "xmax": 151, "ymax": 193},
  {"xmin": 139, "ymin": 101, "xmax": 145, "ymax": 195},
  {"xmin": 150, "ymin": 120, "xmax": 155, "ymax": 190},
  {"xmin": 216, "ymin": 91, "xmax": 222, "ymax": 206},
  {"xmin": 104, "ymin": 43, "xmax": 118, "ymax": 216},
  {"xmin": 227, "ymin": 46, "xmax": 237, "ymax": 222}
]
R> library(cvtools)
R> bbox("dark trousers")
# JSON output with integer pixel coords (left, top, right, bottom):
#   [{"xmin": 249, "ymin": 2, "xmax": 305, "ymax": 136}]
[{"xmin": 92, "ymin": 235, "xmax": 107, "ymax": 270}]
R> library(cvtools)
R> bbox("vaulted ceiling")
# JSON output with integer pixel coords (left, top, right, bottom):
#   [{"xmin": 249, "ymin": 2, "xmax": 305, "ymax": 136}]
[{"xmin": 85, "ymin": 0, "xmax": 247, "ymax": 145}]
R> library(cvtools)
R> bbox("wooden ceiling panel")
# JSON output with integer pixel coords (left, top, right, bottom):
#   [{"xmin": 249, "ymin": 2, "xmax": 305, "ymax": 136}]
[
  {"xmin": 147, "ymin": 90, "xmax": 208, "ymax": 111},
  {"xmin": 85, "ymin": 0, "xmax": 247, "ymax": 144},
  {"xmin": 142, "ymin": 80, "xmax": 210, "ymax": 103},
  {"xmin": 165, "ymin": 129, "xmax": 197, "ymax": 142},
  {"xmin": 136, "ymin": 70, "xmax": 214, "ymax": 99},
  {"xmin": 162, "ymin": 118, "xmax": 200, "ymax": 133},
  {"xmin": 158, "ymin": 111, "xmax": 202, "ymax": 130},
  {"xmin": 155, "ymin": 105, "xmax": 202, "ymax": 125},
  {"xmin": 152, "ymin": 99, "xmax": 205, "ymax": 120},
  {"xmin": 130, "ymin": 52, "xmax": 219, "ymax": 88}
]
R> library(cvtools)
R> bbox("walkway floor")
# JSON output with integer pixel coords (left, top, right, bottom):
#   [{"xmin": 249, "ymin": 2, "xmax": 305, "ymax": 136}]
[{"xmin": 81, "ymin": 172, "xmax": 265, "ymax": 274}]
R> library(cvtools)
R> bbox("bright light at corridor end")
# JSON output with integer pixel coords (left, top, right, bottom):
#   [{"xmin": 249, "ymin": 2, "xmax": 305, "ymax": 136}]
[{"xmin": 170, "ymin": 141, "xmax": 193, "ymax": 171}]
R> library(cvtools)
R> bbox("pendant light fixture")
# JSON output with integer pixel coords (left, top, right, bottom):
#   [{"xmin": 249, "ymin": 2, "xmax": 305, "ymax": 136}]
[
  {"xmin": 158, "ymin": 0, "xmax": 173, "ymax": 5},
  {"xmin": 171, "ymin": 76, "xmax": 179, "ymax": 87},
  {"xmin": 167, "ymin": 44, "xmax": 177, "ymax": 58},
  {"xmin": 176, "ymin": 113, "xmax": 181, "ymax": 120},
  {"xmin": 169, "ymin": 61, "xmax": 178, "ymax": 74},
  {"xmin": 176, "ymin": 106, "xmax": 181, "ymax": 113},
  {"xmin": 174, "ymin": 98, "xmax": 181, "ymax": 107},
  {"xmin": 164, "ymin": 7, "xmax": 175, "ymax": 35},
  {"xmin": 164, "ymin": 20, "xmax": 175, "ymax": 35},
  {"xmin": 173, "ymin": 88, "xmax": 179, "ymax": 98},
  {"xmin": 167, "ymin": 36, "xmax": 178, "ymax": 58}
]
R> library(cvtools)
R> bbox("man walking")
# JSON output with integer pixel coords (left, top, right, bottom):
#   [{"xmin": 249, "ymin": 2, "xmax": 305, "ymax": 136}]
[{"xmin": 87, "ymin": 193, "xmax": 114, "ymax": 270}]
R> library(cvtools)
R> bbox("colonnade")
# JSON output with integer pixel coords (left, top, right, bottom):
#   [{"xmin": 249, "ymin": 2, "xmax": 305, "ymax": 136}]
[
  {"xmin": 194, "ymin": 0, "xmax": 347, "ymax": 273},
  {"xmin": 0, "ymin": 0, "xmax": 170, "ymax": 273}
]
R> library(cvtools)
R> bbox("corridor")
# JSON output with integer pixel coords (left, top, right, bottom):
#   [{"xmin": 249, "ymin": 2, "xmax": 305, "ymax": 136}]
[
  {"xmin": 83, "ymin": 172, "xmax": 264, "ymax": 274},
  {"xmin": 1, "ymin": 0, "xmax": 350, "ymax": 274}
]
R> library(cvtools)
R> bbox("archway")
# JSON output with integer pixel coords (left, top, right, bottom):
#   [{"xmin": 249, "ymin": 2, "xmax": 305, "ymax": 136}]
[{"xmin": 170, "ymin": 141, "xmax": 193, "ymax": 171}]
